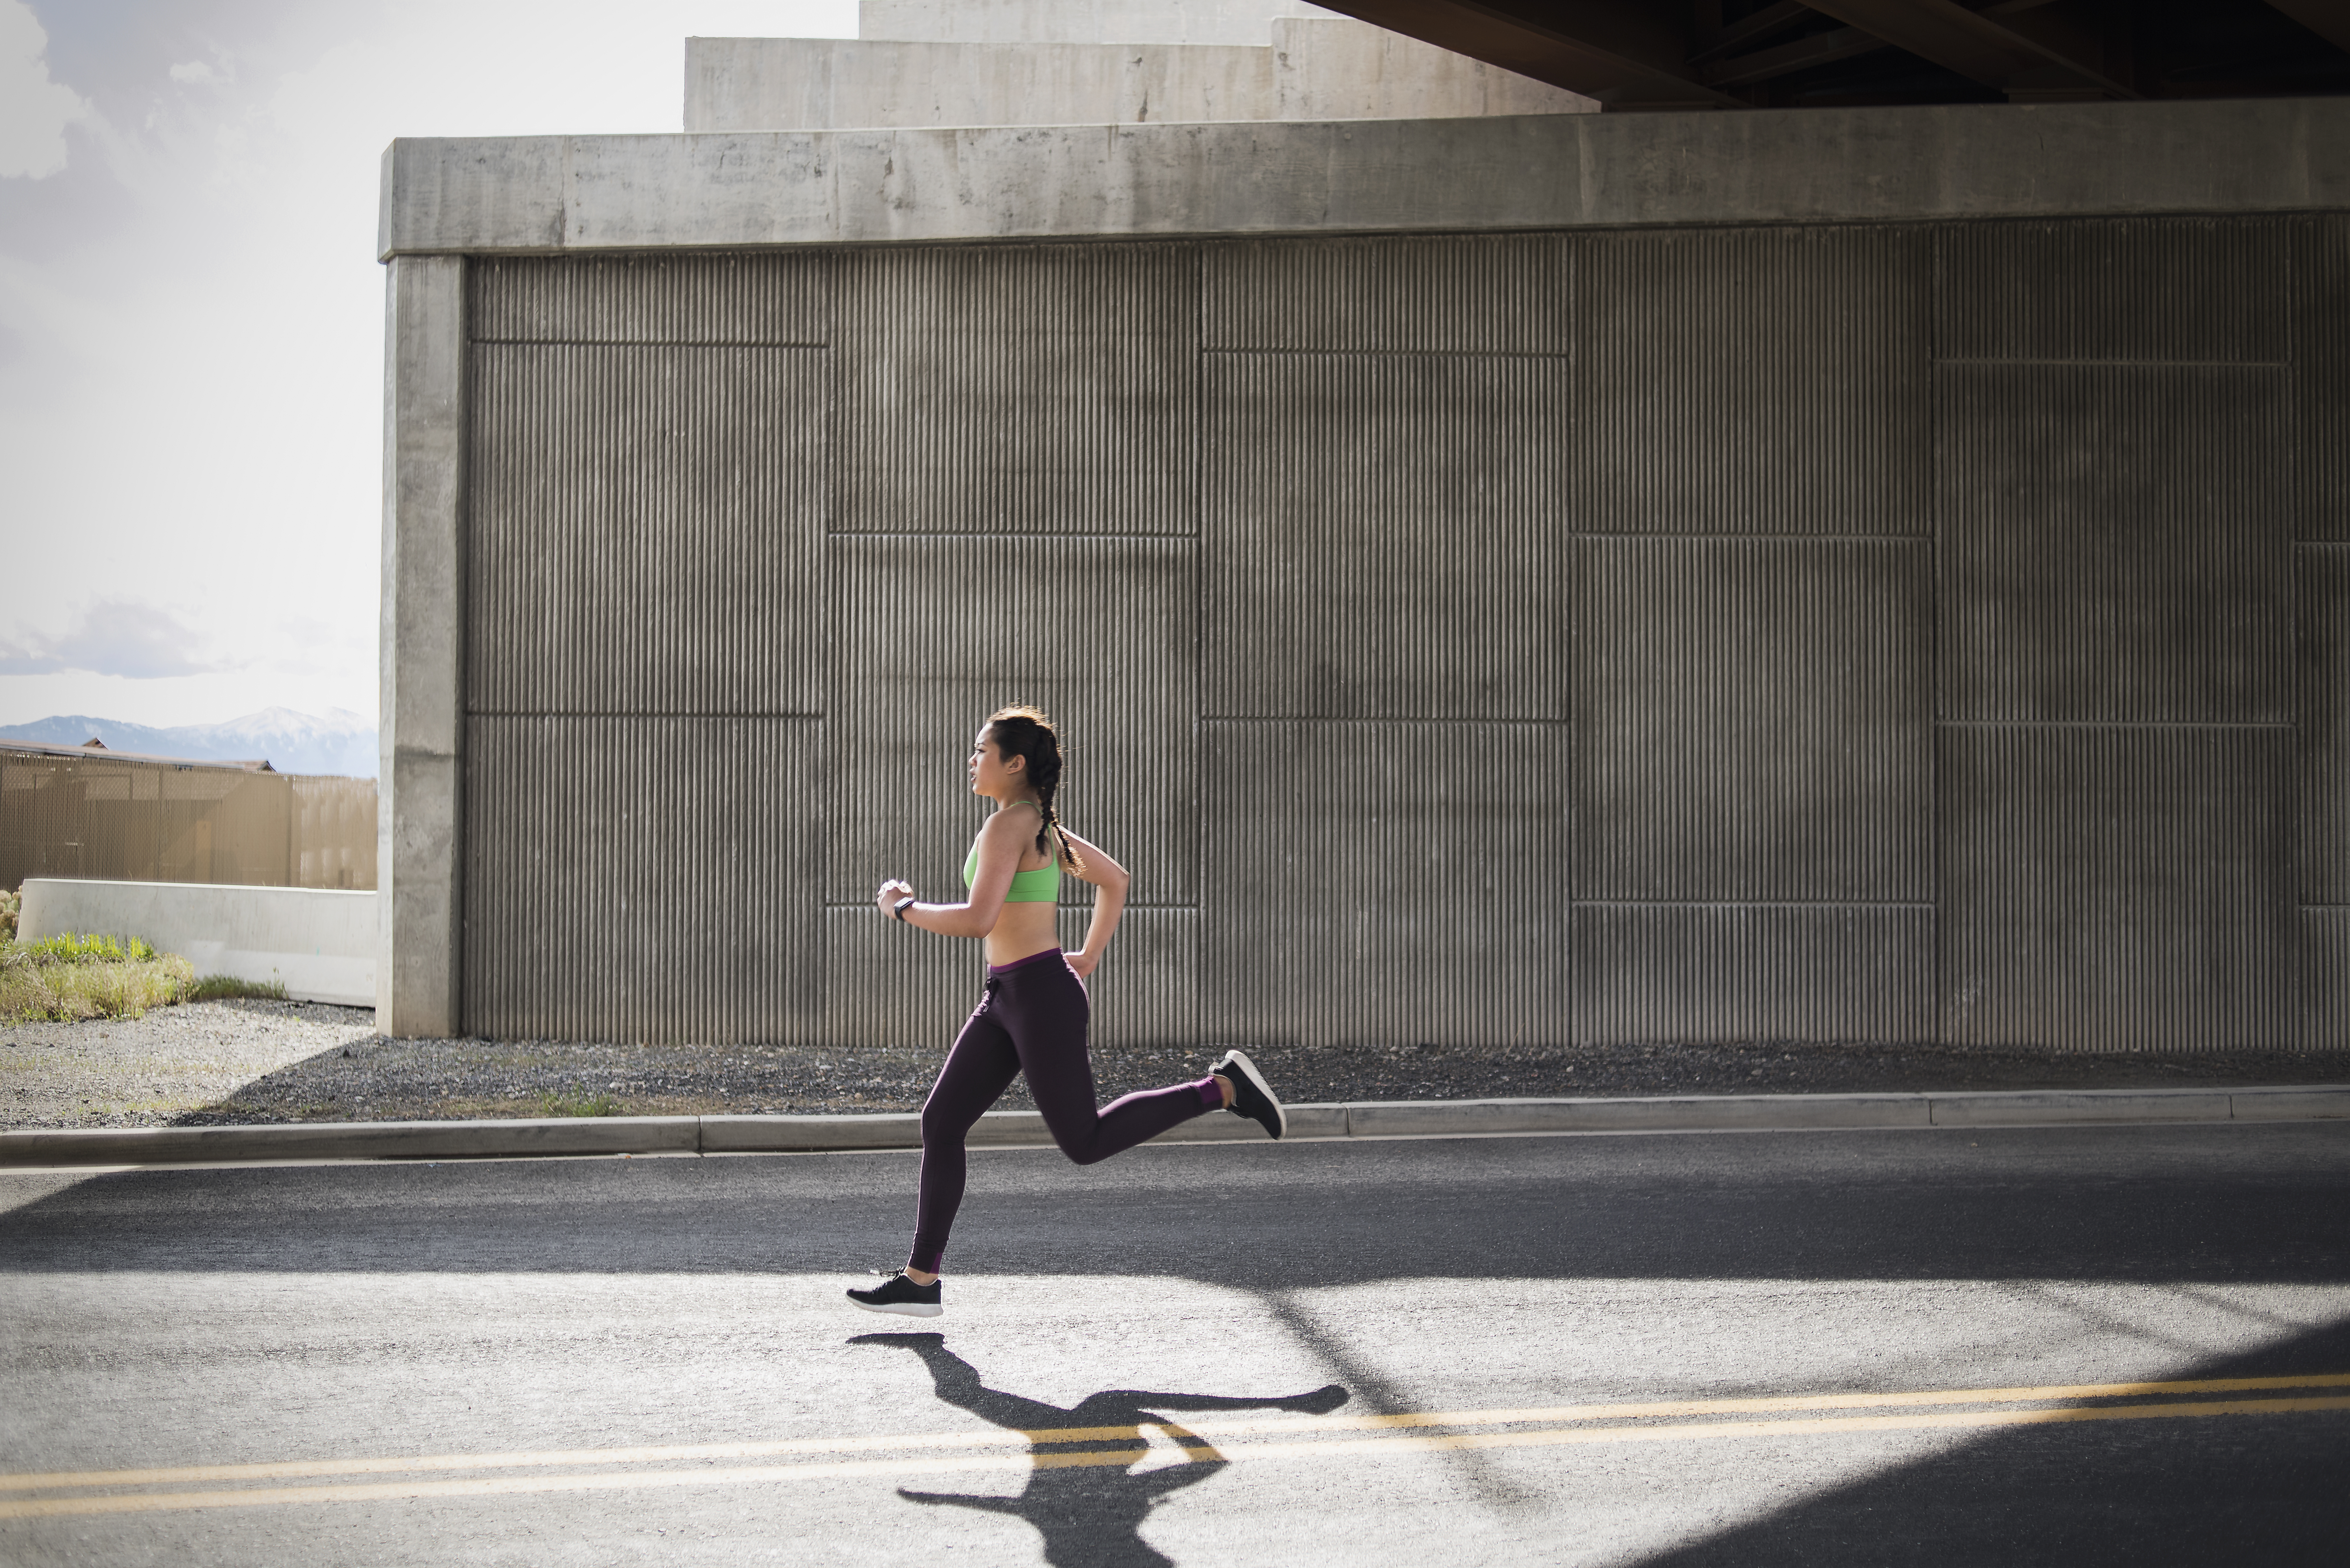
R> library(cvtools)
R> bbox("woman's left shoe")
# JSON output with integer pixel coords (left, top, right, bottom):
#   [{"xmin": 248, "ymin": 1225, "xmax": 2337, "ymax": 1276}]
[
  {"xmin": 1211, "ymin": 1049, "xmax": 1286, "ymax": 1140},
  {"xmin": 847, "ymin": 1270, "xmax": 944, "ymax": 1317}
]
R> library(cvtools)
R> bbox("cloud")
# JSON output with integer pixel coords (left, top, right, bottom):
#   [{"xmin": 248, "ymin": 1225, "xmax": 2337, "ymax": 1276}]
[
  {"xmin": 0, "ymin": 599, "xmax": 224, "ymax": 677},
  {"xmin": 0, "ymin": 0, "xmax": 91, "ymax": 180}
]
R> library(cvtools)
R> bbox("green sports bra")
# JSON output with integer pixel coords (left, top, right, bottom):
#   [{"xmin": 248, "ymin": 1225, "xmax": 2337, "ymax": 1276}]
[{"xmin": 963, "ymin": 808, "xmax": 1062, "ymax": 903}]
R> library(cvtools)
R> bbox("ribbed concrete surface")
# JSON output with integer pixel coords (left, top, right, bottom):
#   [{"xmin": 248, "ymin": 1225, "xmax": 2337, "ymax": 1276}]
[
  {"xmin": 1573, "ymin": 226, "xmax": 1928, "ymax": 536},
  {"xmin": 464, "ymin": 716, "xmax": 820, "ymax": 1043},
  {"xmin": 424, "ymin": 213, "xmax": 2350, "ymax": 1053},
  {"xmin": 1937, "ymin": 726, "xmax": 2294, "ymax": 1052}
]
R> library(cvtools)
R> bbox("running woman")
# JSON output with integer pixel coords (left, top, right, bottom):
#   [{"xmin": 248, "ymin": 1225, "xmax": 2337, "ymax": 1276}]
[{"xmin": 848, "ymin": 705, "xmax": 1286, "ymax": 1318}]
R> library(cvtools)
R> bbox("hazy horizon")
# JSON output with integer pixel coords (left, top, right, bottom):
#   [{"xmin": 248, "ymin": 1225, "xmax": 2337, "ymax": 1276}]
[{"xmin": 0, "ymin": 0, "xmax": 854, "ymax": 734}]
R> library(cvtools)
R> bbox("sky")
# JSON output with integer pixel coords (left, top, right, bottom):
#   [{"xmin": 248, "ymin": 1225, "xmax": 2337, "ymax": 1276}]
[{"xmin": 0, "ymin": 0, "xmax": 855, "ymax": 729}]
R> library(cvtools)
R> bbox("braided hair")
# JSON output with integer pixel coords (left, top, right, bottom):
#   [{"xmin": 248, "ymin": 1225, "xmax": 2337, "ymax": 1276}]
[{"xmin": 984, "ymin": 704, "xmax": 1081, "ymax": 873}]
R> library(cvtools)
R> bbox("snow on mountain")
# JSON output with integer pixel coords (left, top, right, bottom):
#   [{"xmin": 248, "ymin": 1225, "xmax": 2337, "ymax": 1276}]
[{"xmin": 0, "ymin": 708, "xmax": 379, "ymax": 778}]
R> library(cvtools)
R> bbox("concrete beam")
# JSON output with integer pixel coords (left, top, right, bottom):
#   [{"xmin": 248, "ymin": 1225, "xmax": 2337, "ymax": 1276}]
[
  {"xmin": 380, "ymin": 98, "xmax": 2350, "ymax": 259},
  {"xmin": 2263, "ymin": 0, "xmax": 2350, "ymax": 55},
  {"xmin": 682, "ymin": 21, "xmax": 1591, "ymax": 135},
  {"xmin": 1308, "ymin": 0, "xmax": 1739, "ymax": 108},
  {"xmin": 855, "ymin": 0, "xmax": 1333, "ymax": 47},
  {"xmin": 1799, "ymin": 0, "xmax": 2136, "ymax": 101},
  {"xmin": 378, "ymin": 252, "xmax": 466, "ymax": 1037}
]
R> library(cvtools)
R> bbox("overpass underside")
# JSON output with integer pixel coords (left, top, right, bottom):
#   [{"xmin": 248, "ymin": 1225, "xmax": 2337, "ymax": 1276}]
[{"xmin": 376, "ymin": 88, "xmax": 2350, "ymax": 1055}]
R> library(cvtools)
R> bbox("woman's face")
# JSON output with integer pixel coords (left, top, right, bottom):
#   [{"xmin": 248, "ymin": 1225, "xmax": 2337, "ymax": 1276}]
[{"xmin": 968, "ymin": 728, "xmax": 1026, "ymax": 798}]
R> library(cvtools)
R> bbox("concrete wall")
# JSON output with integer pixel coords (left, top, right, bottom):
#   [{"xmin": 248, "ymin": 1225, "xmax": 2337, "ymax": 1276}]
[
  {"xmin": 394, "ymin": 212, "xmax": 2348, "ymax": 1052},
  {"xmin": 379, "ymin": 99, "xmax": 2350, "ymax": 260},
  {"xmin": 377, "ymin": 99, "xmax": 2350, "ymax": 1051},
  {"xmin": 856, "ymin": 0, "xmax": 1334, "ymax": 46},
  {"xmin": 20, "ymin": 879, "xmax": 376, "ymax": 1008},
  {"xmin": 378, "ymin": 252, "xmax": 465, "ymax": 1036},
  {"xmin": 685, "ymin": 21, "xmax": 1592, "ymax": 134}
]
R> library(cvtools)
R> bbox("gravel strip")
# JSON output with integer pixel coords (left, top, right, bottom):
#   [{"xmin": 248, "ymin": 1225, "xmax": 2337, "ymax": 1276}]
[
  {"xmin": 4, "ymin": 1004, "xmax": 2345, "ymax": 1128},
  {"xmin": 0, "ymin": 1000, "xmax": 381, "ymax": 1129}
]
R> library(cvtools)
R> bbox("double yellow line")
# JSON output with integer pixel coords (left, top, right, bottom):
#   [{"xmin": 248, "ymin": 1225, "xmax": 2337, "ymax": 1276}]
[{"xmin": 6, "ymin": 1372, "xmax": 2346, "ymax": 1520}]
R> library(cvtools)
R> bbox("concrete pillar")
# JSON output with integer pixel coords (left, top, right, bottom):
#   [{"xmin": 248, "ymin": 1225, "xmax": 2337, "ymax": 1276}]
[{"xmin": 377, "ymin": 253, "xmax": 466, "ymax": 1036}]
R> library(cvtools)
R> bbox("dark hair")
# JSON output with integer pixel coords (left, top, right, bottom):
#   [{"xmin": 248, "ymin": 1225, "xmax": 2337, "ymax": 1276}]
[{"xmin": 985, "ymin": 705, "xmax": 1080, "ymax": 872}]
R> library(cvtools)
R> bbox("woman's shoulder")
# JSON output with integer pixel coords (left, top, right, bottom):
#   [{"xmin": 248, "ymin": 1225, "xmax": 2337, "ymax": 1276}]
[{"xmin": 976, "ymin": 804, "xmax": 1037, "ymax": 843}]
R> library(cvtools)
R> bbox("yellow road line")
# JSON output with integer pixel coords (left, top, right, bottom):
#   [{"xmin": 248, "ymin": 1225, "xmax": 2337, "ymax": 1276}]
[
  {"xmin": 6, "ymin": 1370, "xmax": 2344, "ymax": 1495},
  {"xmin": 2, "ymin": 1391, "xmax": 2346, "ymax": 1521}
]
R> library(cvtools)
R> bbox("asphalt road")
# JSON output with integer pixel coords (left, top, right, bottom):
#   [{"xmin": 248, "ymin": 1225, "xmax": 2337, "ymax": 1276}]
[{"xmin": 2, "ymin": 1123, "xmax": 2346, "ymax": 1566}]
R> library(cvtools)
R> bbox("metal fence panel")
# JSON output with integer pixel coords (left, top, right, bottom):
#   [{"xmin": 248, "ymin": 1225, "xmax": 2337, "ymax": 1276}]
[
  {"xmin": 1201, "ymin": 351, "xmax": 1569, "ymax": 720},
  {"xmin": 1, "ymin": 751, "xmax": 374, "ymax": 893},
  {"xmin": 463, "ymin": 715, "xmax": 817, "ymax": 1044},
  {"xmin": 831, "ymin": 241, "xmax": 1195, "ymax": 535},
  {"xmin": 1572, "ymin": 903, "xmax": 1935, "ymax": 1045},
  {"xmin": 1573, "ymin": 225, "xmax": 1929, "ymax": 535},
  {"xmin": 1937, "ymin": 724, "xmax": 2294, "ymax": 1051},
  {"xmin": 1935, "ymin": 363, "xmax": 2291, "ymax": 724},
  {"xmin": 1571, "ymin": 536, "xmax": 1932, "ymax": 902},
  {"xmin": 1198, "ymin": 718, "xmax": 1570, "ymax": 1047},
  {"xmin": 467, "ymin": 342, "xmax": 826, "ymax": 716}
]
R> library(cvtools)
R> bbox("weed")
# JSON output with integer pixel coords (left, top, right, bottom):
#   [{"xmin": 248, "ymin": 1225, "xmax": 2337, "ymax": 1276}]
[
  {"xmin": 182, "ymin": 974, "xmax": 291, "ymax": 1003},
  {"xmin": 0, "ymin": 941, "xmax": 195, "ymax": 1024},
  {"xmin": 0, "ymin": 888, "xmax": 17, "ymax": 942},
  {"xmin": 536, "ymin": 1089, "xmax": 623, "ymax": 1118},
  {"xmin": 25, "ymin": 932, "xmax": 162, "ymax": 965}
]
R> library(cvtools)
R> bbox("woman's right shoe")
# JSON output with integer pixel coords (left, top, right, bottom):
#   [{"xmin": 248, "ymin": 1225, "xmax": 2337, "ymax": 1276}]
[
  {"xmin": 1211, "ymin": 1049, "xmax": 1286, "ymax": 1140},
  {"xmin": 847, "ymin": 1270, "xmax": 944, "ymax": 1318}
]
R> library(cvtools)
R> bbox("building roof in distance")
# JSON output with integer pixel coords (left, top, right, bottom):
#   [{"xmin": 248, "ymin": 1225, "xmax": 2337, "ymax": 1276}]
[{"xmin": 0, "ymin": 739, "xmax": 275, "ymax": 773}]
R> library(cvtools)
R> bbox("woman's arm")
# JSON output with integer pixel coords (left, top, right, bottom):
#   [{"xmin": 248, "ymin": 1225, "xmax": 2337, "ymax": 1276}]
[
  {"xmin": 1058, "ymin": 826, "xmax": 1128, "ymax": 980},
  {"xmin": 871, "ymin": 810, "xmax": 1027, "ymax": 939}
]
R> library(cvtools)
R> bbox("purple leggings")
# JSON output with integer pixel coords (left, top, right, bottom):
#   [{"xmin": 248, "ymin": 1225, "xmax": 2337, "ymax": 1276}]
[{"xmin": 909, "ymin": 948, "xmax": 1220, "ymax": 1274}]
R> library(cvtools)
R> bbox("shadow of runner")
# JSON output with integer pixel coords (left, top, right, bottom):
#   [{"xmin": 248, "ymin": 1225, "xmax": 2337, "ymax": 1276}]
[{"xmin": 853, "ymin": 1331, "xmax": 1347, "ymax": 1568}]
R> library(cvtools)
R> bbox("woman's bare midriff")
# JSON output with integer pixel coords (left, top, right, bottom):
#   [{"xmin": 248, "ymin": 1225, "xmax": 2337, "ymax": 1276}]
[
  {"xmin": 982, "ymin": 830, "xmax": 1065, "ymax": 966},
  {"xmin": 983, "ymin": 891, "xmax": 1061, "ymax": 967}
]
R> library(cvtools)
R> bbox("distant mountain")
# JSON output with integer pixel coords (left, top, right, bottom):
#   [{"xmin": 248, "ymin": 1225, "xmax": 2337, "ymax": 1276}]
[{"xmin": 0, "ymin": 707, "xmax": 379, "ymax": 778}]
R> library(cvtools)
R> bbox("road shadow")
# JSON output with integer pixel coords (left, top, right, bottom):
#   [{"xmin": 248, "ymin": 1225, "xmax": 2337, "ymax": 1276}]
[
  {"xmin": 5, "ymin": 1126, "xmax": 2347, "ymax": 1287},
  {"xmin": 1630, "ymin": 1315, "xmax": 2350, "ymax": 1566},
  {"xmin": 851, "ymin": 1331, "xmax": 1346, "ymax": 1568}
]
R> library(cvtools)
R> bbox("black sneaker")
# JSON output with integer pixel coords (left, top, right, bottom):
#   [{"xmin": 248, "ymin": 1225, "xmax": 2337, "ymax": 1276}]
[
  {"xmin": 847, "ymin": 1270, "xmax": 943, "ymax": 1318},
  {"xmin": 1211, "ymin": 1050, "xmax": 1286, "ymax": 1140}
]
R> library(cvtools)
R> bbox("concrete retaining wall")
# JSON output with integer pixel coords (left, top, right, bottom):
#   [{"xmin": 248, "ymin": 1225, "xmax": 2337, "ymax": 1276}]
[
  {"xmin": 19, "ymin": 878, "xmax": 376, "ymax": 1008},
  {"xmin": 376, "ymin": 96, "xmax": 2350, "ymax": 1051}
]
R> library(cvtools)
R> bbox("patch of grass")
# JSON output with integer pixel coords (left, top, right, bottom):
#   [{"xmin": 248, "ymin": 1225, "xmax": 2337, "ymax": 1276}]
[
  {"xmin": 181, "ymin": 974, "xmax": 291, "ymax": 1003},
  {"xmin": 24, "ymin": 931, "xmax": 163, "ymax": 965},
  {"xmin": 536, "ymin": 1089, "xmax": 623, "ymax": 1118},
  {"xmin": 0, "ymin": 940, "xmax": 196, "ymax": 1024}
]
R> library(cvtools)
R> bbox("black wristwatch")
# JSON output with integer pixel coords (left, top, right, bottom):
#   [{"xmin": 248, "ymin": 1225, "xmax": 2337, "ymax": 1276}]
[{"xmin": 892, "ymin": 897, "xmax": 915, "ymax": 922}]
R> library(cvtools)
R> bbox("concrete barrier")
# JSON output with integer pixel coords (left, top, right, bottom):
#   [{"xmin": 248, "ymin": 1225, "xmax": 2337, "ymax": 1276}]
[
  {"xmin": 5, "ymin": 1085, "xmax": 2341, "ymax": 1167},
  {"xmin": 2227, "ymin": 1086, "xmax": 2350, "ymax": 1121},
  {"xmin": 18, "ymin": 878, "xmax": 376, "ymax": 1007},
  {"xmin": 1346, "ymin": 1094, "xmax": 1931, "ymax": 1137},
  {"xmin": 700, "ymin": 1112, "xmax": 922, "ymax": 1152},
  {"xmin": 1926, "ymin": 1089, "xmax": 2235, "ymax": 1127},
  {"xmin": 0, "ymin": 1116, "xmax": 694, "ymax": 1165}
]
